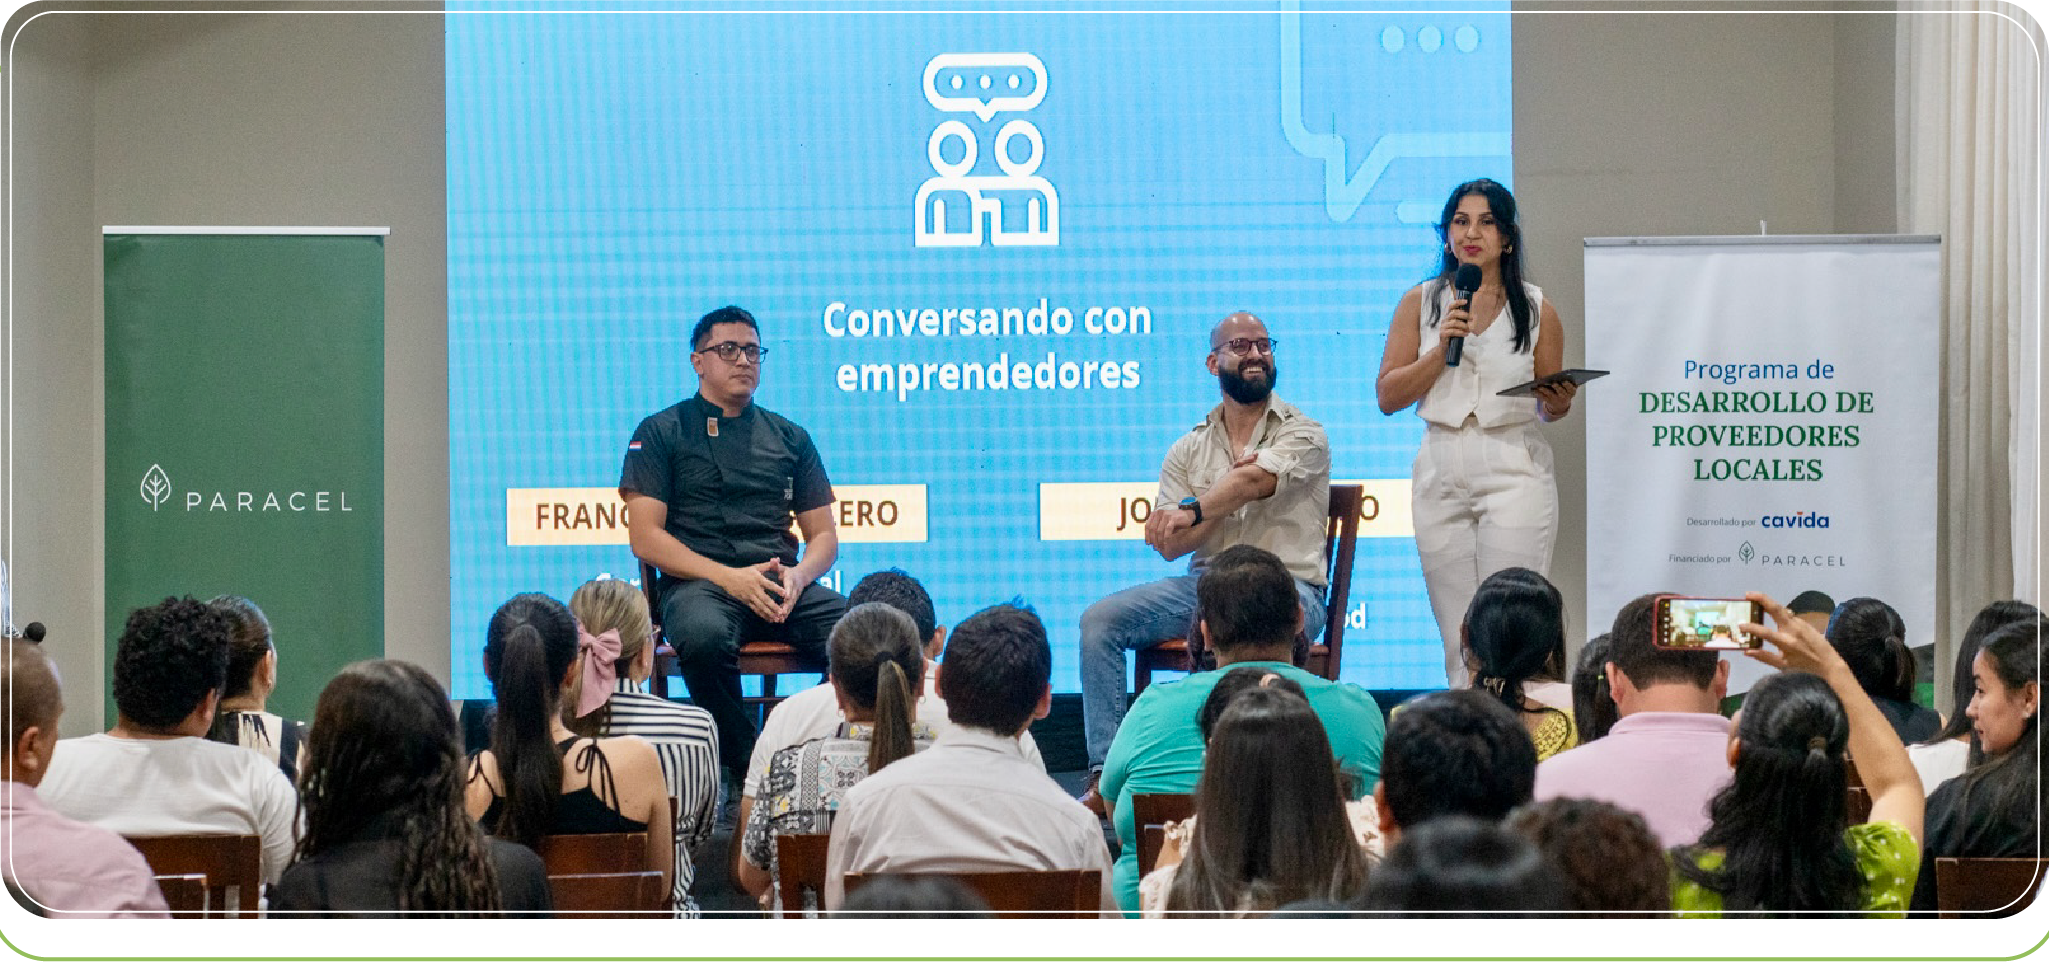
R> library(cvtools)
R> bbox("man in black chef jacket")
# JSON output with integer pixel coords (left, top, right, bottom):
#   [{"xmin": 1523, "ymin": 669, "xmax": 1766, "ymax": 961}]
[{"xmin": 620, "ymin": 305, "xmax": 846, "ymax": 779}]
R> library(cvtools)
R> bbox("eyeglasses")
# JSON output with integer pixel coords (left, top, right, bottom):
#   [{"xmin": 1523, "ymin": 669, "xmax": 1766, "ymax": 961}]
[
  {"xmin": 697, "ymin": 342, "xmax": 768, "ymax": 363},
  {"xmin": 1212, "ymin": 337, "xmax": 1277, "ymax": 356}
]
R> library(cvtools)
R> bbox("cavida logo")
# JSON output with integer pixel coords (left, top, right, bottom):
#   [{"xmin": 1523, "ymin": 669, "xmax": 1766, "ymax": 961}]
[
  {"xmin": 1760, "ymin": 511, "xmax": 1830, "ymax": 529},
  {"xmin": 138, "ymin": 463, "xmax": 353, "ymax": 513}
]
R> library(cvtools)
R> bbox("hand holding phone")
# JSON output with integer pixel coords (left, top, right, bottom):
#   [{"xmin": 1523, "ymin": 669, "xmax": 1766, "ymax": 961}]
[
  {"xmin": 1735, "ymin": 592, "xmax": 1848, "ymax": 676},
  {"xmin": 1653, "ymin": 595, "xmax": 1766, "ymax": 650}
]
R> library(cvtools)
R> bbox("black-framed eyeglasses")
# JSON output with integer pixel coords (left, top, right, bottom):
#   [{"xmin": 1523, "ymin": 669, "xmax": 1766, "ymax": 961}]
[
  {"xmin": 1212, "ymin": 337, "xmax": 1276, "ymax": 356},
  {"xmin": 697, "ymin": 342, "xmax": 768, "ymax": 363}
]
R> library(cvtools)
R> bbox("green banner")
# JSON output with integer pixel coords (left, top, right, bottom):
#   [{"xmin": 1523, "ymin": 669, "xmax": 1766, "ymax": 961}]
[{"xmin": 104, "ymin": 232, "xmax": 384, "ymax": 727}]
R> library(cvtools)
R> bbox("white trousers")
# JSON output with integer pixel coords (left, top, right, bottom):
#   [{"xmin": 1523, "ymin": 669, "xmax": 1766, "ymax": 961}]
[{"xmin": 1411, "ymin": 420, "xmax": 1557, "ymax": 688}]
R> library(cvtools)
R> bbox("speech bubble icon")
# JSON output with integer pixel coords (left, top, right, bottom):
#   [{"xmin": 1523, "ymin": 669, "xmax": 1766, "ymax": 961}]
[{"xmin": 923, "ymin": 53, "xmax": 1046, "ymax": 122}]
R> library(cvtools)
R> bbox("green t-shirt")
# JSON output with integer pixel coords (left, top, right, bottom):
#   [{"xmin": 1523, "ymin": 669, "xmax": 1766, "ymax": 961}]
[
  {"xmin": 1670, "ymin": 821, "xmax": 1919, "ymax": 917},
  {"xmin": 1097, "ymin": 661, "xmax": 1386, "ymax": 915}
]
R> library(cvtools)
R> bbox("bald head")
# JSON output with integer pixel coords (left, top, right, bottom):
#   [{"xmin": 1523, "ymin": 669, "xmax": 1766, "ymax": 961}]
[
  {"xmin": 6, "ymin": 638, "xmax": 60, "ymax": 738},
  {"xmin": 1208, "ymin": 312, "xmax": 1266, "ymax": 351}
]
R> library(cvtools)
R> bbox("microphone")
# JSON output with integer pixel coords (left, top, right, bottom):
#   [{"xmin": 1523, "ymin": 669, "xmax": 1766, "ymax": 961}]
[
  {"xmin": 22, "ymin": 622, "xmax": 45, "ymax": 643},
  {"xmin": 1446, "ymin": 263, "xmax": 1482, "ymax": 367}
]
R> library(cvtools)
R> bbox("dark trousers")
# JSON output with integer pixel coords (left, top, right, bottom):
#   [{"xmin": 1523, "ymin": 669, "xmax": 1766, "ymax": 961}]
[{"xmin": 658, "ymin": 576, "xmax": 846, "ymax": 775}]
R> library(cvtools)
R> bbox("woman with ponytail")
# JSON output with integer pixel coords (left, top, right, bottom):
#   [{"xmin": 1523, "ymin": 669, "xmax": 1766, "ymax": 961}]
[
  {"xmin": 565, "ymin": 578, "xmax": 720, "ymax": 913},
  {"xmin": 1827, "ymin": 597, "xmax": 1940, "ymax": 743},
  {"xmin": 464, "ymin": 593, "xmax": 671, "ymax": 893},
  {"xmin": 203, "ymin": 596, "xmax": 308, "ymax": 780},
  {"xmin": 273, "ymin": 660, "xmax": 549, "ymax": 916},
  {"xmin": 737, "ymin": 602, "xmax": 933, "ymax": 910},
  {"xmin": 1461, "ymin": 567, "xmax": 1575, "ymax": 760},
  {"xmin": 1912, "ymin": 617, "xmax": 2046, "ymax": 911},
  {"xmin": 1670, "ymin": 593, "xmax": 1924, "ymax": 917}
]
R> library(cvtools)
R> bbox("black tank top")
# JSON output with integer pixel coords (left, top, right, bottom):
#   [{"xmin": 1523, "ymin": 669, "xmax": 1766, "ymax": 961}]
[{"xmin": 476, "ymin": 738, "xmax": 648, "ymax": 835}]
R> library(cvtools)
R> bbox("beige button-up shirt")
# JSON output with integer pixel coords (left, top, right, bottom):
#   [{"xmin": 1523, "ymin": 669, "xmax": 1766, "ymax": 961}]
[{"xmin": 1156, "ymin": 394, "xmax": 1331, "ymax": 586}]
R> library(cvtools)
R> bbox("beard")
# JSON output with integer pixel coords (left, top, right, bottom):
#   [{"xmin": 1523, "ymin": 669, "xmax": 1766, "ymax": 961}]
[{"xmin": 1217, "ymin": 359, "xmax": 1277, "ymax": 404}]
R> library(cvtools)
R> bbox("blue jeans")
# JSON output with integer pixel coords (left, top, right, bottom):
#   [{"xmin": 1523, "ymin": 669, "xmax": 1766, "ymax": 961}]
[{"xmin": 1079, "ymin": 575, "xmax": 1327, "ymax": 769}]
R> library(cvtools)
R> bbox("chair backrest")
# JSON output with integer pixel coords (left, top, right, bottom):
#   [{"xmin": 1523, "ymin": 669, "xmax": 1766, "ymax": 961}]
[
  {"xmin": 842, "ymin": 869, "xmax": 1100, "ymax": 919},
  {"xmin": 1934, "ymin": 857, "xmax": 2049, "ymax": 918},
  {"xmin": 1132, "ymin": 793, "xmax": 1197, "ymax": 878},
  {"xmin": 1315, "ymin": 484, "xmax": 1364, "ymax": 680},
  {"xmin": 152, "ymin": 874, "xmax": 210, "ymax": 919},
  {"xmin": 775, "ymin": 833, "xmax": 834, "ymax": 918},
  {"xmin": 547, "ymin": 871, "xmax": 667, "ymax": 918},
  {"xmin": 535, "ymin": 832, "xmax": 652, "ymax": 876},
  {"xmin": 125, "ymin": 834, "xmax": 262, "ymax": 918}
]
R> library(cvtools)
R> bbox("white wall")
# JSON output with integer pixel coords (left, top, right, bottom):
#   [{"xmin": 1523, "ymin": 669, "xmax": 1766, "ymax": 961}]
[{"xmin": 5, "ymin": 7, "xmax": 1921, "ymax": 733}]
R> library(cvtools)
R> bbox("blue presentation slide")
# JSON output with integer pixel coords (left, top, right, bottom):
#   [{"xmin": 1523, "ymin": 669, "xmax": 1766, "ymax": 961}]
[{"xmin": 446, "ymin": 3, "xmax": 1513, "ymax": 699}]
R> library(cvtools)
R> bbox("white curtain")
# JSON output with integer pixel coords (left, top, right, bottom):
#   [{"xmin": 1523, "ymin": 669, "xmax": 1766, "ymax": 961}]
[{"xmin": 1898, "ymin": 2, "xmax": 2046, "ymax": 710}]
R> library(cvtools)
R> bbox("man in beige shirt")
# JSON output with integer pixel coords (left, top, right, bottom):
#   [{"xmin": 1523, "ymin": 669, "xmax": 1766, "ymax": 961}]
[{"xmin": 1078, "ymin": 312, "xmax": 1332, "ymax": 794}]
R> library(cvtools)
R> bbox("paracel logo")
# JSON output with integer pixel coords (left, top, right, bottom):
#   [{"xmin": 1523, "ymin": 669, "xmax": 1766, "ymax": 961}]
[
  {"xmin": 1760, "ymin": 511, "xmax": 1830, "ymax": 529},
  {"xmin": 140, "ymin": 464, "xmax": 172, "ymax": 511},
  {"xmin": 1738, "ymin": 541, "xmax": 1755, "ymax": 564}
]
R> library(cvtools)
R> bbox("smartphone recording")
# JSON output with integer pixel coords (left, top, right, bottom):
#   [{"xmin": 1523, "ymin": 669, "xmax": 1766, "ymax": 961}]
[{"xmin": 1654, "ymin": 596, "xmax": 1765, "ymax": 650}]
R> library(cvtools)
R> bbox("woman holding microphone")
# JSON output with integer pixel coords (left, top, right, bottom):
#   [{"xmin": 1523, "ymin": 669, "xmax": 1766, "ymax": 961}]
[{"xmin": 1377, "ymin": 179, "xmax": 1577, "ymax": 688}]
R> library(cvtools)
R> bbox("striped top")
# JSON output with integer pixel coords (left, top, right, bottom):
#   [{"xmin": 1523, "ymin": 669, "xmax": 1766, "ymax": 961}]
[{"xmin": 600, "ymin": 680, "xmax": 722, "ymax": 913}]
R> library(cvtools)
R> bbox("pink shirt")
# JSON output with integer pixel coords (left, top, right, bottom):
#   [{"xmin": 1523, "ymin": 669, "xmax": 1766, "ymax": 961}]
[
  {"xmin": 2, "ymin": 782, "xmax": 167, "ymax": 918},
  {"xmin": 1533, "ymin": 712, "xmax": 1734, "ymax": 849}
]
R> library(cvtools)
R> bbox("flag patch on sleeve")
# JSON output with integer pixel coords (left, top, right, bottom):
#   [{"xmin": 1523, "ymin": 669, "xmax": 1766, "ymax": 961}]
[{"xmin": 627, "ymin": 440, "xmax": 643, "ymax": 452}]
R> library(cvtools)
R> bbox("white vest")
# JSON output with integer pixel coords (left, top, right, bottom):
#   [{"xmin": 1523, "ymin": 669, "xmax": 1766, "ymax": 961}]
[{"xmin": 1415, "ymin": 280, "xmax": 1545, "ymax": 430}]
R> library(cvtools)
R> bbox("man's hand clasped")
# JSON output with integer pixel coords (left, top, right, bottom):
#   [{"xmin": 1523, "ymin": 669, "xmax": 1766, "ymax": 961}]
[{"xmin": 715, "ymin": 559, "xmax": 797, "ymax": 623}]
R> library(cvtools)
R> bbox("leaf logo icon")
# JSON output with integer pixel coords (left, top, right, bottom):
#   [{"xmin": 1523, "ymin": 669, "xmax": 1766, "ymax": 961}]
[
  {"xmin": 141, "ymin": 464, "xmax": 172, "ymax": 511},
  {"xmin": 1738, "ymin": 541, "xmax": 1755, "ymax": 564}
]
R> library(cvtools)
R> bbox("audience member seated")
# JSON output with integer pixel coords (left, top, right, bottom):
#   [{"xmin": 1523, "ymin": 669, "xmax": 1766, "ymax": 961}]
[
  {"xmin": 1671, "ymin": 593, "xmax": 1924, "ymax": 918},
  {"xmin": 1356, "ymin": 816, "xmax": 1565, "ymax": 916},
  {"xmin": 40, "ymin": 597, "xmax": 298, "ymax": 883},
  {"xmin": 835, "ymin": 875, "xmax": 991, "ymax": 918},
  {"xmin": 823, "ymin": 605, "xmax": 1113, "ymax": 911},
  {"xmin": 1911, "ymin": 617, "xmax": 2046, "ymax": 912},
  {"xmin": 1147, "ymin": 686, "xmax": 1370, "ymax": 917},
  {"xmin": 464, "ymin": 593, "xmax": 671, "ymax": 891},
  {"xmin": 739, "ymin": 602, "xmax": 935, "ymax": 909},
  {"xmin": 737, "ymin": 569, "xmax": 1042, "ymax": 857},
  {"xmin": 564, "ymin": 577, "xmax": 719, "ymax": 913},
  {"xmin": 1100, "ymin": 546, "xmax": 1384, "ymax": 913},
  {"xmin": 1828, "ymin": 596, "xmax": 1940, "ymax": 743},
  {"xmin": 1570, "ymin": 634, "xmax": 1617, "ymax": 742},
  {"xmin": 1534, "ymin": 593, "xmax": 1730, "ymax": 848},
  {"xmin": 1910, "ymin": 601, "xmax": 2040, "ymax": 794},
  {"xmin": 1, "ymin": 636, "xmax": 166, "ymax": 918},
  {"xmin": 1506, "ymin": 797, "xmax": 1668, "ymax": 916},
  {"xmin": 272, "ymin": 660, "xmax": 549, "ymax": 916},
  {"xmin": 201, "ymin": 596, "xmax": 308, "ymax": 782},
  {"xmin": 1372, "ymin": 690, "xmax": 1535, "ymax": 846},
  {"xmin": 1787, "ymin": 589, "xmax": 1836, "ymax": 634},
  {"xmin": 1462, "ymin": 567, "xmax": 1576, "ymax": 760}
]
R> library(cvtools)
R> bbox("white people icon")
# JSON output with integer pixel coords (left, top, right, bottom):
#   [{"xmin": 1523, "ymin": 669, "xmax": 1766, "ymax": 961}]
[{"xmin": 914, "ymin": 53, "xmax": 1059, "ymax": 248}]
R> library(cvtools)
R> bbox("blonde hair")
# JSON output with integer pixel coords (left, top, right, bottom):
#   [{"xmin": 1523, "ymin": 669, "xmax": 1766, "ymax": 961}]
[{"xmin": 562, "ymin": 578, "xmax": 655, "ymax": 737}]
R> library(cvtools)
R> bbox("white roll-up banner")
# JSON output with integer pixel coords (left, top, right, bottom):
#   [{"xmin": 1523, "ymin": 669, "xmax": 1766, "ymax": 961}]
[{"xmin": 1584, "ymin": 236, "xmax": 1940, "ymax": 692}]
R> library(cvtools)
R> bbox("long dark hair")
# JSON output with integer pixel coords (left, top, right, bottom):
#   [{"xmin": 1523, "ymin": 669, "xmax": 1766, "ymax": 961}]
[
  {"xmin": 1827, "ymin": 597, "xmax": 1916, "ymax": 704},
  {"xmin": 1673, "ymin": 672, "xmax": 1861, "ymax": 915},
  {"xmin": 296, "ymin": 660, "xmax": 502, "ymax": 914},
  {"xmin": 1465, "ymin": 567, "xmax": 1566, "ymax": 717},
  {"xmin": 1930, "ymin": 601, "xmax": 2042, "ymax": 746},
  {"xmin": 828, "ymin": 603, "xmax": 924, "ymax": 775},
  {"xmin": 1165, "ymin": 688, "xmax": 1369, "ymax": 915},
  {"xmin": 1425, "ymin": 178, "xmax": 1534, "ymax": 352},
  {"xmin": 1572, "ymin": 634, "xmax": 1618, "ymax": 742},
  {"xmin": 480, "ymin": 593, "xmax": 579, "ymax": 848},
  {"xmin": 1949, "ymin": 619, "xmax": 2046, "ymax": 836},
  {"xmin": 203, "ymin": 595, "xmax": 274, "ymax": 745}
]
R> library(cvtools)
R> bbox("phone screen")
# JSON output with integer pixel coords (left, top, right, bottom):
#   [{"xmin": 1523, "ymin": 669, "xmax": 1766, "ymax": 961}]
[{"xmin": 1655, "ymin": 597, "xmax": 1765, "ymax": 650}]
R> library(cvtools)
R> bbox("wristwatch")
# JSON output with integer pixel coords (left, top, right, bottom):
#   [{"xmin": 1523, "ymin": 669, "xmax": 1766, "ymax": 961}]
[{"xmin": 1178, "ymin": 497, "xmax": 1204, "ymax": 525}]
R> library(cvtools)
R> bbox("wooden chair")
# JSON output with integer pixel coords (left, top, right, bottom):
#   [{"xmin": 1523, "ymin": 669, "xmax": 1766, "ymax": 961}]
[
  {"xmin": 547, "ymin": 872, "xmax": 667, "ymax": 918},
  {"xmin": 125, "ymin": 833, "xmax": 261, "ymax": 918},
  {"xmin": 1842, "ymin": 756, "xmax": 1872, "ymax": 825},
  {"xmin": 774, "ymin": 832, "xmax": 833, "ymax": 918},
  {"xmin": 1934, "ymin": 857, "xmax": 2049, "ymax": 918},
  {"xmin": 639, "ymin": 562, "xmax": 827, "ymax": 719},
  {"xmin": 1132, "ymin": 793, "xmax": 1197, "ymax": 878},
  {"xmin": 842, "ymin": 869, "xmax": 1101, "ymax": 918},
  {"xmin": 152, "ymin": 874, "xmax": 210, "ymax": 919},
  {"xmin": 1133, "ymin": 484, "xmax": 1363, "ymax": 694},
  {"xmin": 535, "ymin": 832, "xmax": 651, "ymax": 876}
]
